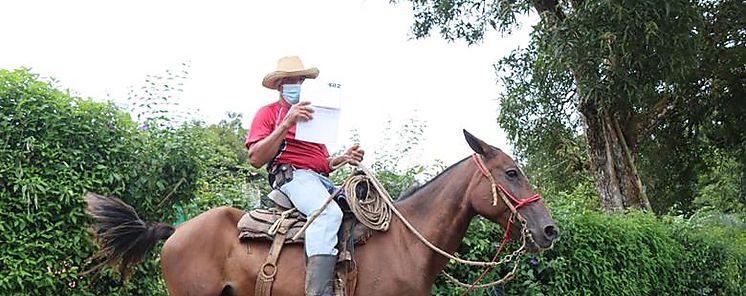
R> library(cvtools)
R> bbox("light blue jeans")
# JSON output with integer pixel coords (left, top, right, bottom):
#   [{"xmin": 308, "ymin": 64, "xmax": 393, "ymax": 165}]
[{"xmin": 280, "ymin": 169, "xmax": 343, "ymax": 257}]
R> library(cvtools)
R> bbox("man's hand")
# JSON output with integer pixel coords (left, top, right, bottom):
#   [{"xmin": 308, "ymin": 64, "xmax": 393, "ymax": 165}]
[
  {"xmin": 280, "ymin": 101, "xmax": 314, "ymax": 129},
  {"xmin": 343, "ymin": 144, "xmax": 365, "ymax": 166},
  {"xmin": 329, "ymin": 144, "xmax": 366, "ymax": 170}
]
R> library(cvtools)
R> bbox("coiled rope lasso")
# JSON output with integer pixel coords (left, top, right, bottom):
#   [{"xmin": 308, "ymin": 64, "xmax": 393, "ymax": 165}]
[{"xmin": 343, "ymin": 171, "xmax": 392, "ymax": 231}]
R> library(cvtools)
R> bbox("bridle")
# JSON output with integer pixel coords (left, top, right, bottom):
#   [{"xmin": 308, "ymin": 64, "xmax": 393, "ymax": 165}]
[
  {"xmin": 471, "ymin": 153, "xmax": 542, "ymax": 225},
  {"xmin": 441, "ymin": 154, "xmax": 543, "ymax": 294},
  {"xmin": 333, "ymin": 154, "xmax": 545, "ymax": 292}
]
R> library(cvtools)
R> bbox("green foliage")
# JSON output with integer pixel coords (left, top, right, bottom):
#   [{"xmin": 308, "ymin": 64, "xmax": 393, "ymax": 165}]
[
  {"xmin": 0, "ymin": 68, "xmax": 169, "ymax": 294},
  {"xmin": 694, "ymin": 149, "xmax": 746, "ymax": 213},
  {"xmin": 0, "ymin": 68, "xmax": 265, "ymax": 295},
  {"xmin": 495, "ymin": 30, "xmax": 590, "ymax": 194},
  {"xmin": 669, "ymin": 217, "xmax": 746, "ymax": 295},
  {"xmin": 536, "ymin": 211, "xmax": 686, "ymax": 296},
  {"xmin": 493, "ymin": 0, "xmax": 704, "ymax": 211},
  {"xmin": 398, "ymin": 0, "xmax": 746, "ymax": 214},
  {"xmin": 123, "ymin": 62, "xmax": 265, "ymax": 222},
  {"xmin": 176, "ymin": 113, "xmax": 267, "ymax": 220},
  {"xmin": 636, "ymin": 0, "xmax": 746, "ymax": 214},
  {"xmin": 433, "ymin": 203, "xmax": 745, "ymax": 295},
  {"xmin": 395, "ymin": 0, "xmax": 534, "ymax": 44},
  {"xmin": 125, "ymin": 62, "xmax": 193, "ymax": 128},
  {"xmin": 557, "ymin": 0, "xmax": 700, "ymax": 106}
]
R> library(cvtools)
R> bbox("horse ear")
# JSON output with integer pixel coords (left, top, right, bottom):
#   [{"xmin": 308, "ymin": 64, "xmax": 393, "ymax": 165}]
[{"xmin": 463, "ymin": 129, "xmax": 493, "ymax": 156}]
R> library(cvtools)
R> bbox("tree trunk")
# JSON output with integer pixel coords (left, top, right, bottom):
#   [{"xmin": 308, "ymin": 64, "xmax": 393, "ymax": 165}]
[
  {"xmin": 532, "ymin": 0, "xmax": 652, "ymax": 212},
  {"xmin": 580, "ymin": 102, "xmax": 652, "ymax": 212}
]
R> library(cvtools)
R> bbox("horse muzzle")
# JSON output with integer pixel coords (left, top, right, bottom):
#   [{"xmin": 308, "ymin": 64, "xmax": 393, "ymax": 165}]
[{"xmin": 527, "ymin": 223, "xmax": 559, "ymax": 252}]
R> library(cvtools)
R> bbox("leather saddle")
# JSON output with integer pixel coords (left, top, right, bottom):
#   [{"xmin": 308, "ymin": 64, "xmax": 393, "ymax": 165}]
[
  {"xmin": 237, "ymin": 189, "xmax": 373, "ymax": 296},
  {"xmin": 237, "ymin": 190, "xmax": 373, "ymax": 246}
]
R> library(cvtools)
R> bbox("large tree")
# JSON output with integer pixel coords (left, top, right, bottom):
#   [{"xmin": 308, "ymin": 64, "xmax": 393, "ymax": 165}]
[
  {"xmin": 638, "ymin": 0, "xmax": 746, "ymax": 213},
  {"xmin": 395, "ymin": 0, "xmax": 745, "ymax": 212}
]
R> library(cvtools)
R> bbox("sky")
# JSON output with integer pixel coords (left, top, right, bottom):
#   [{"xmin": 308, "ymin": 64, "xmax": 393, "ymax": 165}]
[{"xmin": 0, "ymin": 0, "xmax": 537, "ymax": 168}]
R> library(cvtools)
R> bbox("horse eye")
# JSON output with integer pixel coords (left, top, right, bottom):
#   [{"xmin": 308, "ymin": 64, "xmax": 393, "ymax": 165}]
[{"xmin": 506, "ymin": 169, "xmax": 519, "ymax": 178}]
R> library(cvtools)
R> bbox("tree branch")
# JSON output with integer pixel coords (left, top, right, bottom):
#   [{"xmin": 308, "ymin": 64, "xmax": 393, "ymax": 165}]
[
  {"xmin": 630, "ymin": 93, "xmax": 678, "ymax": 149},
  {"xmin": 533, "ymin": 0, "xmax": 565, "ymax": 21},
  {"xmin": 569, "ymin": 0, "xmax": 585, "ymax": 10}
]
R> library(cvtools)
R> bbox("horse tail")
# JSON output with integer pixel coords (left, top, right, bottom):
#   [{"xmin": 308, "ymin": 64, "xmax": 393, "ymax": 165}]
[{"xmin": 83, "ymin": 192, "xmax": 175, "ymax": 278}]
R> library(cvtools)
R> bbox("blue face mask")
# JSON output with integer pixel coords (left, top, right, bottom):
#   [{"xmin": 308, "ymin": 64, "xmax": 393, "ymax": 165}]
[{"xmin": 281, "ymin": 84, "xmax": 301, "ymax": 104}]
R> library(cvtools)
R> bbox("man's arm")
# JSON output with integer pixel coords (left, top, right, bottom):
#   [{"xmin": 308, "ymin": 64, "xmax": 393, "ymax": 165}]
[
  {"xmin": 247, "ymin": 101, "xmax": 314, "ymax": 168},
  {"xmin": 247, "ymin": 122, "xmax": 291, "ymax": 168}
]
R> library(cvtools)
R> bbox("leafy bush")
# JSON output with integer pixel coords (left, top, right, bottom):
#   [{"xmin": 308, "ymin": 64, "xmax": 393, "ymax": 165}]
[
  {"xmin": 433, "ymin": 206, "xmax": 745, "ymax": 295},
  {"xmin": 325, "ymin": 115, "xmax": 744, "ymax": 296},
  {"xmin": 694, "ymin": 149, "xmax": 746, "ymax": 213},
  {"xmin": 0, "ymin": 68, "xmax": 257, "ymax": 295},
  {"xmin": 0, "ymin": 68, "xmax": 164, "ymax": 294},
  {"xmin": 175, "ymin": 114, "xmax": 266, "ymax": 221}
]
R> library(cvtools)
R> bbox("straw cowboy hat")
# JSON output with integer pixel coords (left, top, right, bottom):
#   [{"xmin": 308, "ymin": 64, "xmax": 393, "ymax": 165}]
[{"xmin": 262, "ymin": 56, "xmax": 320, "ymax": 89}]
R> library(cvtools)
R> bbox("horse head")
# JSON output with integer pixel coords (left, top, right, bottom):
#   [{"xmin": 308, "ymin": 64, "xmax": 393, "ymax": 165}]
[{"xmin": 463, "ymin": 129, "xmax": 558, "ymax": 251}]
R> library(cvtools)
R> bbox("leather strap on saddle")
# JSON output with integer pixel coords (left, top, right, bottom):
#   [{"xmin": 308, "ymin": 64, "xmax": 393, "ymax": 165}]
[{"xmin": 255, "ymin": 218, "xmax": 294, "ymax": 296}]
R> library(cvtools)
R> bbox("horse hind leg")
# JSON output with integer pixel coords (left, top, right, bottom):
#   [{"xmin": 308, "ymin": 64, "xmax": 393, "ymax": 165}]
[
  {"xmin": 161, "ymin": 207, "xmax": 248, "ymax": 295},
  {"xmin": 161, "ymin": 241, "xmax": 227, "ymax": 295}
]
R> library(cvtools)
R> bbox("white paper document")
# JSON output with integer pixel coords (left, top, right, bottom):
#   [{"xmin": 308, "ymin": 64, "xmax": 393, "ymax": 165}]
[
  {"xmin": 295, "ymin": 105, "xmax": 341, "ymax": 145},
  {"xmin": 301, "ymin": 80, "xmax": 343, "ymax": 108}
]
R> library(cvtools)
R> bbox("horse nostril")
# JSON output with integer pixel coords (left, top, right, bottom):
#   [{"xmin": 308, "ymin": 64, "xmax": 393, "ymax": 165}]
[{"xmin": 544, "ymin": 225, "xmax": 558, "ymax": 240}]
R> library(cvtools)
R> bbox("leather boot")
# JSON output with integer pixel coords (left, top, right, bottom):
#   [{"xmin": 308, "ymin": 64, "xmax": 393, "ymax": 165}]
[{"xmin": 305, "ymin": 255, "xmax": 336, "ymax": 296}]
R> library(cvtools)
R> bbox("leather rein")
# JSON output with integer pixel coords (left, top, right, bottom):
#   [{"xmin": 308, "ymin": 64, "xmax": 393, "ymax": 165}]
[
  {"xmin": 439, "ymin": 154, "xmax": 542, "ymax": 293},
  {"xmin": 317, "ymin": 154, "xmax": 544, "ymax": 292}
]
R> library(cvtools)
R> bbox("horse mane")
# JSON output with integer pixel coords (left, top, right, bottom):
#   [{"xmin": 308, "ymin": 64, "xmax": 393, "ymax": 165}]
[{"xmin": 396, "ymin": 156, "xmax": 470, "ymax": 201}]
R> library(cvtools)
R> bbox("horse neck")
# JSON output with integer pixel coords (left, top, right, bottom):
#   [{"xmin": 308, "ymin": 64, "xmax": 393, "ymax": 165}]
[{"xmin": 393, "ymin": 159, "xmax": 477, "ymax": 284}]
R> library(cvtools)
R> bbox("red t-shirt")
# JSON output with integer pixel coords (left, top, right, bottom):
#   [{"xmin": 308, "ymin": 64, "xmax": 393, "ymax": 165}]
[{"xmin": 245, "ymin": 101, "xmax": 331, "ymax": 175}]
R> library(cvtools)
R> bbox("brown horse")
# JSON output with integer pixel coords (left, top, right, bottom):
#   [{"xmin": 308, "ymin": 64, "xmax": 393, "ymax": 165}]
[{"xmin": 85, "ymin": 130, "xmax": 558, "ymax": 295}]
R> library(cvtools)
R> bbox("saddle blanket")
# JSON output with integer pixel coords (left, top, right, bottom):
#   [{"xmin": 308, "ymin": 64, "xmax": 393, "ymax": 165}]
[{"xmin": 238, "ymin": 208, "xmax": 372, "ymax": 246}]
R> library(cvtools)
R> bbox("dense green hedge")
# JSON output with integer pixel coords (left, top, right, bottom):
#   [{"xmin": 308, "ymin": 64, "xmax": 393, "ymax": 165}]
[
  {"xmin": 0, "ymin": 68, "xmax": 212, "ymax": 295},
  {"xmin": 435, "ymin": 186, "xmax": 745, "ymax": 295},
  {"xmin": 0, "ymin": 68, "xmax": 262, "ymax": 295}
]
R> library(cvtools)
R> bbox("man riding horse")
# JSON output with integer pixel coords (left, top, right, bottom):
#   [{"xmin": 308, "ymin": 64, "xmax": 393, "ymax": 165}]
[
  {"xmin": 245, "ymin": 55, "xmax": 365, "ymax": 296},
  {"xmin": 83, "ymin": 56, "xmax": 559, "ymax": 296}
]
